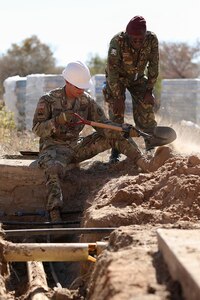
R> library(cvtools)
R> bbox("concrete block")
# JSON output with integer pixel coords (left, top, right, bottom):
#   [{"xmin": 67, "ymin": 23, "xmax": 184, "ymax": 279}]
[
  {"xmin": 160, "ymin": 79, "xmax": 200, "ymax": 124},
  {"xmin": 157, "ymin": 228, "xmax": 200, "ymax": 300}
]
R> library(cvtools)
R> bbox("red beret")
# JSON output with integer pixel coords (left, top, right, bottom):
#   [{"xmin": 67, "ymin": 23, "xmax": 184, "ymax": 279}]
[{"xmin": 126, "ymin": 16, "xmax": 146, "ymax": 35}]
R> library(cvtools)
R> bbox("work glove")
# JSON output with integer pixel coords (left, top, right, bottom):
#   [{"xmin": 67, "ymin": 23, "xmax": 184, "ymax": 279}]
[
  {"xmin": 54, "ymin": 111, "xmax": 73, "ymax": 126},
  {"xmin": 142, "ymin": 88, "xmax": 155, "ymax": 106}
]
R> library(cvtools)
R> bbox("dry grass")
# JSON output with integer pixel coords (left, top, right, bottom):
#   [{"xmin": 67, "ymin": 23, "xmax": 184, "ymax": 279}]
[
  {"xmin": 0, "ymin": 128, "xmax": 39, "ymax": 156},
  {"xmin": 0, "ymin": 105, "xmax": 40, "ymax": 156}
]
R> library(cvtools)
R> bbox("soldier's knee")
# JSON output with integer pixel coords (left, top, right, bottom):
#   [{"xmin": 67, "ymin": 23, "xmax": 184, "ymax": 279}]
[{"xmin": 45, "ymin": 162, "xmax": 64, "ymax": 178}]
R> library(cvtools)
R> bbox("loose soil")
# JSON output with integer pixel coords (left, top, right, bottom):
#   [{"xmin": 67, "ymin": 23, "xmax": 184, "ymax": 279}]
[
  {"xmin": 78, "ymin": 146, "xmax": 200, "ymax": 300},
  {"xmin": 1, "ymin": 122, "xmax": 200, "ymax": 299}
]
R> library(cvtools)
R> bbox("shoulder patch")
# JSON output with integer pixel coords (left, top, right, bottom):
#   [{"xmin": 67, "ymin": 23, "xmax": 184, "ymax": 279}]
[{"xmin": 110, "ymin": 48, "xmax": 117, "ymax": 56}]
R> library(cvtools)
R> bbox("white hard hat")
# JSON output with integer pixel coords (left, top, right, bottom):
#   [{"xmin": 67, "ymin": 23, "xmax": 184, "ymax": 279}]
[{"xmin": 62, "ymin": 61, "xmax": 92, "ymax": 89}]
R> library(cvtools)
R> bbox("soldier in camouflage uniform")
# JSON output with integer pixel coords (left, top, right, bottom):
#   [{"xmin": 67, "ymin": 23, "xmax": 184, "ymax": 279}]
[
  {"xmin": 32, "ymin": 61, "xmax": 170, "ymax": 222},
  {"xmin": 103, "ymin": 15, "xmax": 159, "ymax": 163}
]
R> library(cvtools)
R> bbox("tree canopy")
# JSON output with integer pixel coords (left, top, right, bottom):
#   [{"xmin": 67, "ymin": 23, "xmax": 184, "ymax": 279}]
[
  {"xmin": 0, "ymin": 35, "xmax": 61, "ymax": 96},
  {"xmin": 159, "ymin": 40, "xmax": 200, "ymax": 79},
  {"xmin": 86, "ymin": 53, "xmax": 106, "ymax": 76}
]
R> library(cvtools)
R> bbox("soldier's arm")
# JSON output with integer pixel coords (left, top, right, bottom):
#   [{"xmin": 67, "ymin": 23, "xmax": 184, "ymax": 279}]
[
  {"xmin": 146, "ymin": 33, "xmax": 159, "ymax": 89},
  {"xmin": 88, "ymin": 98, "xmax": 108, "ymax": 123},
  {"xmin": 106, "ymin": 37, "xmax": 123, "ymax": 98},
  {"xmin": 32, "ymin": 96, "xmax": 56, "ymax": 138}
]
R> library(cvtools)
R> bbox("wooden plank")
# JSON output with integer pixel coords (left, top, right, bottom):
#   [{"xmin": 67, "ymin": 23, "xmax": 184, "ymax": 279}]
[{"xmin": 157, "ymin": 229, "xmax": 200, "ymax": 300}]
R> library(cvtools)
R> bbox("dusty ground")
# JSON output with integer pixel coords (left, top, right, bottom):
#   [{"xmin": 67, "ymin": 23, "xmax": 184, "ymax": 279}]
[
  {"xmin": 80, "ymin": 150, "xmax": 200, "ymax": 300},
  {"xmin": 1, "ymin": 121, "xmax": 200, "ymax": 299},
  {"xmin": 79, "ymin": 121, "xmax": 200, "ymax": 300}
]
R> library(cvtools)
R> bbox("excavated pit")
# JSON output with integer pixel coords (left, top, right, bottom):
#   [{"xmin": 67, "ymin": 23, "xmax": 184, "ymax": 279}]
[{"xmin": 1, "ymin": 147, "xmax": 200, "ymax": 299}]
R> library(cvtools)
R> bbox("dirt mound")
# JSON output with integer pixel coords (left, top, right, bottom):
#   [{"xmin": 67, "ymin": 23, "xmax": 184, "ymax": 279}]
[
  {"xmin": 83, "ymin": 152, "xmax": 200, "ymax": 228},
  {"xmin": 80, "ymin": 149, "xmax": 200, "ymax": 300}
]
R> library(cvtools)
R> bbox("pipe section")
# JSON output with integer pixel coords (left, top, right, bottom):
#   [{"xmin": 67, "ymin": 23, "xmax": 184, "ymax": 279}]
[
  {"xmin": 5, "ymin": 227, "xmax": 116, "ymax": 237},
  {"xmin": 27, "ymin": 261, "xmax": 49, "ymax": 300},
  {"xmin": 3, "ymin": 242, "xmax": 108, "ymax": 262}
]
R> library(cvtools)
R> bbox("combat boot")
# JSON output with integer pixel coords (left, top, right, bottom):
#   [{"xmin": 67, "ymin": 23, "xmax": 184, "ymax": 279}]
[
  {"xmin": 109, "ymin": 148, "xmax": 121, "ymax": 164},
  {"xmin": 136, "ymin": 146, "xmax": 172, "ymax": 173}
]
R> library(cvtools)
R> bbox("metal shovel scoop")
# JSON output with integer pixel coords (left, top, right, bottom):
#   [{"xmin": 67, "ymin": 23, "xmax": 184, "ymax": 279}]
[{"xmin": 143, "ymin": 126, "xmax": 177, "ymax": 150}]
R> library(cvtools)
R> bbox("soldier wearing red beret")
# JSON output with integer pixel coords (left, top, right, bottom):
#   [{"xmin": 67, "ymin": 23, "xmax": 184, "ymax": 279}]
[{"xmin": 103, "ymin": 16, "xmax": 159, "ymax": 163}]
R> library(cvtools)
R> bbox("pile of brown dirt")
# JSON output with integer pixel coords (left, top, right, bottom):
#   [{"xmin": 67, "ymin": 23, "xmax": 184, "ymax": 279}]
[
  {"xmin": 82, "ymin": 151, "xmax": 200, "ymax": 228},
  {"xmin": 79, "ymin": 148, "xmax": 200, "ymax": 299}
]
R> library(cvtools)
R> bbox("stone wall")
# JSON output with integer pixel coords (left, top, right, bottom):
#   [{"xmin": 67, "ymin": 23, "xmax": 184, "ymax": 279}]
[
  {"xmin": 3, "ymin": 76, "xmax": 27, "ymax": 130},
  {"xmin": 159, "ymin": 79, "xmax": 200, "ymax": 124},
  {"xmin": 25, "ymin": 74, "xmax": 65, "ymax": 130}
]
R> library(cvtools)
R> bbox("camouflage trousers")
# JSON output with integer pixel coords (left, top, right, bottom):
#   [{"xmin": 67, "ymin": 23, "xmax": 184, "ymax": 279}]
[
  {"xmin": 38, "ymin": 132, "xmax": 142, "ymax": 211},
  {"xmin": 104, "ymin": 77, "xmax": 157, "ymax": 133}
]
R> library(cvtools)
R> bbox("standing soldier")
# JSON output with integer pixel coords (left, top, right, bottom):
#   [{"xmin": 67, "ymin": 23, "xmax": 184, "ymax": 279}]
[
  {"xmin": 32, "ymin": 61, "xmax": 170, "ymax": 223},
  {"xmin": 103, "ymin": 15, "xmax": 159, "ymax": 163}
]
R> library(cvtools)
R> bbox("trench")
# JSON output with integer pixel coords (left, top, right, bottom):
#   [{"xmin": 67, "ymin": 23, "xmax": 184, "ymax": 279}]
[
  {"xmin": 0, "ymin": 209, "xmax": 112, "ymax": 299},
  {"xmin": 0, "ymin": 154, "xmax": 186, "ymax": 299},
  {"xmin": 0, "ymin": 212, "xmax": 184, "ymax": 300},
  {"xmin": 0, "ymin": 154, "xmax": 108, "ymax": 299}
]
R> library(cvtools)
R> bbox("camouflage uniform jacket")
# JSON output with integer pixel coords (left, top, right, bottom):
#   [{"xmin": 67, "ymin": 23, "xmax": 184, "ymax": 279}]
[
  {"xmin": 32, "ymin": 86, "xmax": 109, "ymax": 152},
  {"xmin": 106, "ymin": 31, "xmax": 159, "ymax": 99}
]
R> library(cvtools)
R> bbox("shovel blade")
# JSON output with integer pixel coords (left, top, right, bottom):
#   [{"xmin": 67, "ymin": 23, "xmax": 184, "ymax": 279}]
[{"xmin": 147, "ymin": 126, "xmax": 177, "ymax": 149}]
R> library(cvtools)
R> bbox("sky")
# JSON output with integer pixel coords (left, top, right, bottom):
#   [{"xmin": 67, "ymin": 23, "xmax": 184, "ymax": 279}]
[{"xmin": 0, "ymin": 0, "xmax": 200, "ymax": 67}]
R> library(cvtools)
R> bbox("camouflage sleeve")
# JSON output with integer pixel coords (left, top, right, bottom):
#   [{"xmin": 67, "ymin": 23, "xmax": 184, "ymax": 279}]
[
  {"xmin": 106, "ymin": 36, "xmax": 124, "ymax": 99},
  {"xmin": 88, "ymin": 98, "xmax": 108, "ymax": 123},
  {"xmin": 146, "ymin": 34, "xmax": 159, "ymax": 89},
  {"xmin": 32, "ymin": 96, "xmax": 56, "ymax": 138}
]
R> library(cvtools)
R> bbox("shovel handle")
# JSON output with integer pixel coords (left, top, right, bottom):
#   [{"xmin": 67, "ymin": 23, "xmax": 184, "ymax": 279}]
[
  {"xmin": 67, "ymin": 113, "xmax": 176, "ymax": 148},
  {"xmin": 71, "ymin": 113, "xmax": 139, "ymax": 136},
  {"xmin": 90, "ymin": 121, "xmax": 122, "ymax": 132}
]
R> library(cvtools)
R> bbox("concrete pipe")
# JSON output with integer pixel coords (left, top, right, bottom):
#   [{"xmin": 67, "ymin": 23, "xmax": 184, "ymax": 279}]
[
  {"xmin": 27, "ymin": 261, "xmax": 49, "ymax": 300},
  {"xmin": 3, "ymin": 242, "xmax": 108, "ymax": 262}
]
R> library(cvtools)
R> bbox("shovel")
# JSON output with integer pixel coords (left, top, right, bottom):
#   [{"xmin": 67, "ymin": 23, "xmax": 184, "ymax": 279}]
[
  {"xmin": 20, "ymin": 114, "xmax": 177, "ymax": 157},
  {"xmin": 70, "ymin": 113, "xmax": 177, "ymax": 150},
  {"xmin": 144, "ymin": 126, "xmax": 177, "ymax": 150}
]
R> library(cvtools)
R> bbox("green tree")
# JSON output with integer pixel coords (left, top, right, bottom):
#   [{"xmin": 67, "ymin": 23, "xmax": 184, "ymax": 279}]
[
  {"xmin": 159, "ymin": 40, "xmax": 200, "ymax": 78},
  {"xmin": 0, "ymin": 35, "xmax": 61, "ymax": 97},
  {"xmin": 86, "ymin": 53, "xmax": 106, "ymax": 75}
]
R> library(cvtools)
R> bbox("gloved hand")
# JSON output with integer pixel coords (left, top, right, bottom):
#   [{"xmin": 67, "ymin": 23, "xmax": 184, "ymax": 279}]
[
  {"xmin": 112, "ymin": 98, "xmax": 125, "ymax": 116},
  {"xmin": 54, "ymin": 111, "xmax": 72, "ymax": 126},
  {"xmin": 143, "ymin": 89, "xmax": 155, "ymax": 105}
]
